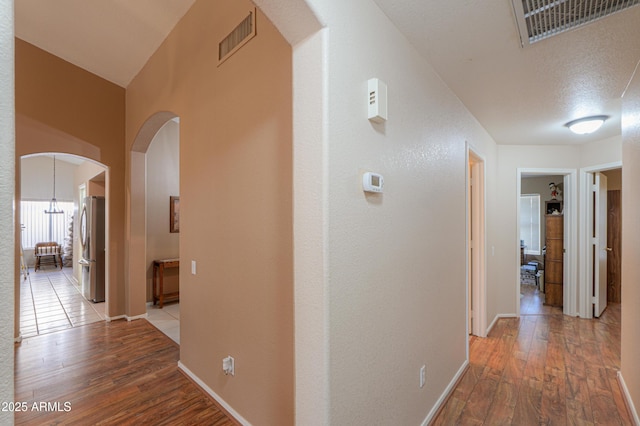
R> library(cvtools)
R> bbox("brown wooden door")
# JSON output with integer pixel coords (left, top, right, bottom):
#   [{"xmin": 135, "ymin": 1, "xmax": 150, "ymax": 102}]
[
  {"xmin": 607, "ymin": 190, "xmax": 621, "ymax": 303},
  {"xmin": 544, "ymin": 215, "xmax": 563, "ymax": 307}
]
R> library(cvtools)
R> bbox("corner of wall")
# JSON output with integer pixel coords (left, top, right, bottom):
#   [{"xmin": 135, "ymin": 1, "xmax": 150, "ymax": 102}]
[{"xmin": 0, "ymin": 0, "xmax": 15, "ymax": 423}]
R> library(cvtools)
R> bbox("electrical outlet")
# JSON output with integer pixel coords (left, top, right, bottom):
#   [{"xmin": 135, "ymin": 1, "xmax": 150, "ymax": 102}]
[
  {"xmin": 420, "ymin": 365, "xmax": 426, "ymax": 388},
  {"xmin": 223, "ymin": 356, "xmax": 235, "ymax": 376}
]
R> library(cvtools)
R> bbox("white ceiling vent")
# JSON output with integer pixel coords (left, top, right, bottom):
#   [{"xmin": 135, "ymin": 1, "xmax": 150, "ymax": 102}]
[
  {"xmin": 512, "ymin": 0, "xmax": 640, "ymax": 46},
  {"xmin": 218, "ymin": 9, "xmax": 256, "ymax": 65}
]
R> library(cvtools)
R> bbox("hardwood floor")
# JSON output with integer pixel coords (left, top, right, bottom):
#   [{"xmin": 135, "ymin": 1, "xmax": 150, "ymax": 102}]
[
  {"xmin": 432, "ymin": 284, "xmax": 631, "ymax": 425},
  {"xmin": 15, "ymin": 284, "xmax": 630, "ymax": 425},
  {"xmin": 15, "ymin": 319, "xmax": 236, "ymax": 425}
]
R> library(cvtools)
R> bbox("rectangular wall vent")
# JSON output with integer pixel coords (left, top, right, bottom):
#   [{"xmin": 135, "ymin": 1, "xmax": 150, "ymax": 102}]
[
  {"xmin": 512, "ymin": 0, "xmax": 640, "ymax": 46},
  {"xmin": 218, "ymin": 9, "xmax": 256, "ymax": 65}
]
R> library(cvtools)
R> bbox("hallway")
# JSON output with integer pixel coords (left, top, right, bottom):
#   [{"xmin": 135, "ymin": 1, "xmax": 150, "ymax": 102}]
[{"xmin": 433, "ymin": 284, "xmax": 629, "ymax": 424}]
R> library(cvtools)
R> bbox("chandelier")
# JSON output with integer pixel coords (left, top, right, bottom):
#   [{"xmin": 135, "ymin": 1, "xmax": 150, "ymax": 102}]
[{"xmin": 44, "ymin": 155, "xmax": 64, "ymax": 214}]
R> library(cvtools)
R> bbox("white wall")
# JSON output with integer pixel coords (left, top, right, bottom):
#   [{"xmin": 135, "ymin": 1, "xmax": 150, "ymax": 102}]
[
  {"xmin": 620, "ymin": 59, "xmax": 640, "ymax": 421},
  {"xmin": 20, "ymin": 155, "xmax": 76, "ymax": 201},
  {"xmin": 493, "ymin": 139, "xmax": 622, "ymax": 321},
  {"xmin": 0, "ymin": 0, "xmax": 14, "ymax": 423},
  {"xmin": 580, "ymin": 135, "xmax": 623, "ymax": 168},
  {"xmin": 299, "ymin": 0, "xmax": 498, "ymax": 423},
  {"xmin": 145, "ymin": 119, "xmax": 179, "ymax": 300}
]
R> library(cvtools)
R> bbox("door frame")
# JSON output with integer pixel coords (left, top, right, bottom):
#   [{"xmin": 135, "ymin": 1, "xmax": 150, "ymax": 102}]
[
  {"xmin": 516, "ymin": 168, "xmax": 578, "ymax": 317},
  {"xmin": 466, "ymin": 143, "xmax": 487, "ymax": 337},
  {"xmin": 579, "ymin": 161, "xmax": 622, "ymax": 318}
]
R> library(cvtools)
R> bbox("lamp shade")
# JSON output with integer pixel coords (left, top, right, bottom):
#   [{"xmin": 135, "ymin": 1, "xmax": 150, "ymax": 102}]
[{"xmin": 565, "ymin": 115, "xmax": 608, "ymax": 135}]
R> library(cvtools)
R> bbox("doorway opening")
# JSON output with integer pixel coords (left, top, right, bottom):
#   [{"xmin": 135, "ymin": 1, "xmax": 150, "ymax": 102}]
[
  {"xmin": 144, "ymin": 118, "xmax": 180, "ymax": 344},
  {"xmin": 517, "ymin": 168, "xmax": 578, "ymax": 317},
  {"xmin": 129, "ymin": 112, "xmax": 180, "ymax": 342},
  {"xmin": 18, "ymin": 153, "xmax": 108, "ymax": 339},
  {"xmin": 579, "ymin": 163, "xmax": 622, "ymax": 319},
  {"xmin": 467, "ymin": 146, "xmax": 486, "ymax": 337}
]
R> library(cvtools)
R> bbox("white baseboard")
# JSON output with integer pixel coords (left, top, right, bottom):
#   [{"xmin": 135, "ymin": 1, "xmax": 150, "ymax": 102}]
[
  {"xmin": 126, "ymin": 312, "xmax": 148, "ymax": 321},
  {"xmin": 106, "ymin": 313, "xmax": 148, "ymax": 322},
  {"xmin": 421, "ymin": 360, "xmax": 469, "ymax": 425},
  {"xmin": 105, "ymin": 315, "xmax": 126, "ymax": 322},
  {"xmin": 618, "ymin": 371, "xmax": 640, "ymax": 425},
  {"xmin": 486, "ymin": 313, "xmax": 517, "ymax": 335},
  {"xmin": 178, "ymin": 361, "xmax": 252, "ymax": 426}
]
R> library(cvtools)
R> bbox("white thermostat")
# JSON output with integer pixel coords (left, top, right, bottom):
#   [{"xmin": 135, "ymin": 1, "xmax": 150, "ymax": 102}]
[{"xmin": 363, "ymin": 172, "xmax": 384, "ymax": 193}]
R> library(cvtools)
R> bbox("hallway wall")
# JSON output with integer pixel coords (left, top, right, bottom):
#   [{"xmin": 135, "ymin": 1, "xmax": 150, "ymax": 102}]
[
  {"xmin": 300, "ymin": 0, "xmax": 499, "ymax": 423},
  {"xmin": 126, "ymin": 1, "xmax": 293, "ymax": 424},
  {"xmin": 15, "ymin": 39, "xmax": 126, "ymax": 319},
  {"xmin": 621, "ymin": 59, "xmax": 640, "ymax": 421}
]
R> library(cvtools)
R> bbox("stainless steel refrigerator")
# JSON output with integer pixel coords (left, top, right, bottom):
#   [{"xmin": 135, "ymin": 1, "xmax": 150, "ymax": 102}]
[{"xmin": 79, "ymin": 196, "xmax": 105, "ymax": 302}]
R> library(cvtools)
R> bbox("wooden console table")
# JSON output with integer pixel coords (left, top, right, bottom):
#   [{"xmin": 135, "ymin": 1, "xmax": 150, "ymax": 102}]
[{"xmin": 153, "ymin": 258, "xmax": 179, "ymax": 308}]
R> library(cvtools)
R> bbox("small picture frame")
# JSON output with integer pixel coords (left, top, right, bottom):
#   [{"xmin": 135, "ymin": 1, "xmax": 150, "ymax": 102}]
[{"xmin": 170, "ymin": 196, "xmax": 180, "ymax": 233}]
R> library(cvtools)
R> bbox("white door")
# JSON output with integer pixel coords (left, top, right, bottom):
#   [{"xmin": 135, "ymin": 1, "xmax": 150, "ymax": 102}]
[
  {"xmin": 593, "ymin": 172, "xmax": 608, "ymax": 317},
  {"xmin": 468, "ymin": 163, "xmax": 473, "ymax": 334},
  {"xmin": 468, "ymin": 152, "xmax": 485, "ymax": 337}
]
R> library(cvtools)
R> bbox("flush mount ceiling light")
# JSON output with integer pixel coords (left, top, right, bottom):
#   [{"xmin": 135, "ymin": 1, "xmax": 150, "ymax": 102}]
[{"xmin": 565, "ymin": 115, "xmax": 608, "ymax": 135}]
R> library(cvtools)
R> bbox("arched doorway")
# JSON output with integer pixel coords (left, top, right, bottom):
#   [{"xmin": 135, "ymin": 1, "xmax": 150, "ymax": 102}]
[
  {"xmin": 14, "ymin": 115, "xmax": 122, "ymax": 339},
  {"xmin": 18, "ymin": 153, "xmax": 109, "ymax": 338},
  {"xmin": 128, "ymin": 112, "xmax": 180, "ymax": 322}
]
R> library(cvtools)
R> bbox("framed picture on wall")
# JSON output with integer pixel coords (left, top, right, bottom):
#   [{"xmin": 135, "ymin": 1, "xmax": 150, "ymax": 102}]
[{"xmin": 170, "ymin": 196, "xmax": 180, "ymax": 233}]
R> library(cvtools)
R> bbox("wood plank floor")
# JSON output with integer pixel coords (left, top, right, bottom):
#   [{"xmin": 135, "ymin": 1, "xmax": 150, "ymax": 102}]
[
  {"xmin": 432, "ymin": 284, "xmax": 631, "ymax": 425},
  {"xmin": 15, "ymin": 319, "xmax": 236, "ymax": 425}
]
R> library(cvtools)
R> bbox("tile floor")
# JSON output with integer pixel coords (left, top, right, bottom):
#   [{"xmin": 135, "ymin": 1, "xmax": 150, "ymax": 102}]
[
  {"xmin": 20, "ymin": 265, "xmax": 180, "ymax": 344},
  {"xmin": 19, "ymin": 266, "xmax": 105, "ymax": 339},
  {"xmin": 146, "ymin": 302, "xmax": 180, "ymax": 344}
]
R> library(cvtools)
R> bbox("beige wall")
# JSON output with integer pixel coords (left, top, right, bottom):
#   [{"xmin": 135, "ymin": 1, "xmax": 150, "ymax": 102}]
[
  {"xmin": 126, "ymin": 1, "xmax": 293, "ymax": 424},
  {"xmin": 146, "ymin": 119, "xmax": 179, "ymax": 300},
  {"xmin": 15, "ymin": 39, "xmax": 126, "ymax": 319},
  {"xmin": 621, "ymin": 59, "xmax": 640, "ymax": 419},
  {"xmin": 602, "ymin": 168, "xmax": 622, "ymax": 190}
]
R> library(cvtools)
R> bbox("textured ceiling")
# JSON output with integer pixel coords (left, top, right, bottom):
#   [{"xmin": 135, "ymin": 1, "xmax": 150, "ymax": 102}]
[
  {"xmin": 372, "ymin": 0, "xmax": 640, "ymax": 145},
  {"xmin": 14, "ymin": 0, "xmax": 640, "ymax": 145}
]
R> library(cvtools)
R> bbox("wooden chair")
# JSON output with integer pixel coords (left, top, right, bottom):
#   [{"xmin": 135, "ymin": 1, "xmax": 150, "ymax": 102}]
[{"xmin": 34, "ymin": 242, "xmax": 63, "ymax": 271}]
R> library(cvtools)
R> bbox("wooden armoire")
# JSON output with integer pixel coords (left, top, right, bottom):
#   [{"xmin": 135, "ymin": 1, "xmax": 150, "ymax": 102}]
[{"xmin": 544, "ymin": 202, "xmax": 563, "ymax": 307}]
